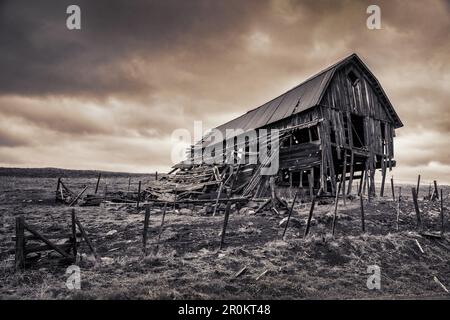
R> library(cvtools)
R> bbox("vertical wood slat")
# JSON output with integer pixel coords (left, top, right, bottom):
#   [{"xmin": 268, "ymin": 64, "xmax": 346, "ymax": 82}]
[
  {"xmin": 332, "ymin": 178, "xmax": 343, "ymax": 236},
  {"xmin": 391, "ymin": 177, "xmax": 395, "ymax": 201}
]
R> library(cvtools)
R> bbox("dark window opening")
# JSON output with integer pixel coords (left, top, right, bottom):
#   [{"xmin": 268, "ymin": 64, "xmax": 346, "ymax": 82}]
[
  {"xmin": 293, "ymin": 128, "xmax": 310, "ymax": 144},
  {"xmin": 292, "ymin": 171, "xmax": 301, "ymax": 186},
  {"xmin": 351, "ymin": 114, "xmax": 366, "ymax": 148},
  {"xmin": 348, "ymin": 70, "xmax": 359, "ymax": 87}
]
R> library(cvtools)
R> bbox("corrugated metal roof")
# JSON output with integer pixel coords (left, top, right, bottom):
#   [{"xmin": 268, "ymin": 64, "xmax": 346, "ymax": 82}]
[{"xmin": 212, "ymin": 53, "xmax": 402, "ymax": 137}]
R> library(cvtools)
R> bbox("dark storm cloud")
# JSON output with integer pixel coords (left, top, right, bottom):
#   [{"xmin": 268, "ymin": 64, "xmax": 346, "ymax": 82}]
[{"xmin": 0, "ymin": 0, "xmax": 264, "ymax": 97}]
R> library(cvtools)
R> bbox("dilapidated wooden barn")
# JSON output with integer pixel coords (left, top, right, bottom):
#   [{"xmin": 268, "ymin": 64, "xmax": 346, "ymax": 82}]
[{"xmin": 165, "ymin": 53, "xmax": 402, "ymax": 201}]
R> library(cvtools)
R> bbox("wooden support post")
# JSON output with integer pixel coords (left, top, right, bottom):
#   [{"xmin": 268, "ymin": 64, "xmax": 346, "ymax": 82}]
[
  {"xmin": 71, "ymin": 209, "xmax": 77, "ymax": 262},
  {"xmin": 269, "ymin": 176, "xmax": 277, "ymax": 209},
  {"xmin": 219, "ymin": 201, "xmax": 232, "ymax": 250},
  {"xmin": 308, "ymin": 171, "xmax": 314, "ymax": 202},
  {"xmin": 143, "ymin": 206, "xmax": 150, "ymax": 255},
  {"xmin": 282, "ymin": 192, "xmax": 298, "ymax": 239},
  {"xmin": 416, "ymin": 175, "xmax": 421, "ymax": 198},
  {"xmin": 342, "ymin": 151, "xmax": 347, "ymax": 206},
  {"xmin": 15, "ymin": 216, "xmax": 25, "ymax": 270},
  {"xmin": 440, "ymin": 189, "xmax": 445, "ymax": 236},
  {"xmin": 75, "ymin": 218, "xmax": 99, "ymax": 262},
  {"xmin": 391, "ymin": 177, "xmax": 395, "ymax": 201},
  {"xmin": 128, "ymin": 177, "xmax": 131, "ymax": 192},
  {"xmin": 136, "ymin": 181, "xmax": 141, "ymax": 209},
  {"xmin": 362, "ymin": 169, "xmax": 368, "ymax": 195},
  {"xmin": 411, "ymin": 188, "xmax": 422, "ymax": 230},
  {"xmin": 332, "ymin": 177, "xmax": 343, "ymax": 236},
  {"xmin": 23, "ymin": 221, "xmax": 73, "ymax": 260},
  {"xmin": 358, "ymin": 169, "xmax": 364, "ymax": 196},
  {"xmin": 69, "ymin": 186, "xmax": 88, "ymax": 207},
  {"xmin": 95, "ymin": 173, "xmax": 101, "ymax": 194},
  {"xmin": 380, "ymin": 158, "xmax": 387, "ymax": 197},
  {"xmin": 304, "ymin": 188, "xmax": 321, "ymax": 238},
  {"xmin": 360, "ymin": 195, "xmax": 365, "ymax": 233}
]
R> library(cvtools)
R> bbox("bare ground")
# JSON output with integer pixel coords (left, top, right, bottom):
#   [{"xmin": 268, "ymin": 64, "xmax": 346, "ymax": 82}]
[{"xmin": 0, "ymin": 176, "xmax": 449, "ymax": 300}]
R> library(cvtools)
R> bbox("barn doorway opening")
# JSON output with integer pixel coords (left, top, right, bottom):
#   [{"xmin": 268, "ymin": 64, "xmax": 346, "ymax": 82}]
[{"xmin": 351, "ymin": 114, "xmax": 365, "ymax": 148}]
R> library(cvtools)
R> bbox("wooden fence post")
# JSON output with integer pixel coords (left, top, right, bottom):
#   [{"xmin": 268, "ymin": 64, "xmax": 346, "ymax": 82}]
[
  {"xmin": 154, "ymin": 202, "xmax": 168, "ymax": 255},
  {"xmin": 143, "ymin": 206, "xmax": 150, "ymax": 255},
  {"xmin": 95, "ymin": 173, "xmax": 101, "ymax": 194},
  {"xmin": 219, "ymin": 201, "xmax": 232, "ymax": 250},
  {"xmin": 304, "ymin": 188, "xmax": 321, "ymax": 238},
  {"xmin": 71, "ymin": 209, "xmax": 77, "ymax": 262},
  {"xmin": 396, "ymin": 188, "xmax": 401, "ymax": 231},
  {"xmin": 128, "ymin": 177, "xmax": 131, "ymax": 192},
  {"xmin": 155, "ymin": 171, "xmax": 158, "ymax": 181},
  {"xmin": 440, "ymin": 189, "xmax": 445, "ymax": 236},
  {"xmin": 380, "ymin": 159, "xmax": 386, "ymax": 197},
  {"xmin": 433, "ymin": 180, "xmax": 439, "ymax": 201},
  {"xmin": 282, "ymin": 192, "xmax": 299, "ymax": 239},
  {"xmin": 15, "ymin": 216, "xmax": 25, "ymax": 270},
  {"xmin": 137, "ymin": 181, "xmax": 141, "ymax": 209},
  {"xmin": 360, "ymin": 195, "xmax": 365, "ymax": 232},
  {"xmin": 332, "ymin": 178, "xmax": 343, "ymax": 236},
  {"xmin": 391, "ymin": 177, "xmax": 395, "ymax": 201},
  {"xmin": 416, "ymin": 175, "xmax": 421, "ymax": 198},
  {"xmin": 411, "ymin": 188, "xmax": 422, "ymax": 229}
]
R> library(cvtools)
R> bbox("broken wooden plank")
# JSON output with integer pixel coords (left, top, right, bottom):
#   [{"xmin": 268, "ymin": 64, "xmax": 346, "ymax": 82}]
[
  {"xmin": 433, "ymin": 276, "xmax": 449, "ymax": 293},
  {"xmin": 69, "ymin": 186, "xmax": 88, "ymax": 207},
  {"xmin": 415, "ymin": 239, "xmax": 424, "ymax": 254},
  {"xmin": 233, "ymin": 266, "xmax": 247, "ymax": 279},
  {"xmin": 255, "ymin": 269, "xmax": 269, "ymax": 281},
  {"xmin": 75, "ymin": 218, "xmax": 99, "ymax": 262}
]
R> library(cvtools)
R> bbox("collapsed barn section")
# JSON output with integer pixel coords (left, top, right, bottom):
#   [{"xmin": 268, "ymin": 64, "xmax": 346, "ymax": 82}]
[{"xmin": 158, "ymin": 54, "xmax": 403, "ymax": 202}]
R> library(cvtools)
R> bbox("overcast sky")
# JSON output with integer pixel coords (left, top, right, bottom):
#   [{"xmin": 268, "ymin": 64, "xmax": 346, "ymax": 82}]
[{"xmin": 0, "ymin": 0, "xmax": 449, "ymax": 183}]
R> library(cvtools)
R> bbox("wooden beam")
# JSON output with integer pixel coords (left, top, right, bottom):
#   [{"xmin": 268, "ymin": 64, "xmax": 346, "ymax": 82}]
[{"xmin": 212, "ymin": 182, "xmax": 224, "ymax": 217}]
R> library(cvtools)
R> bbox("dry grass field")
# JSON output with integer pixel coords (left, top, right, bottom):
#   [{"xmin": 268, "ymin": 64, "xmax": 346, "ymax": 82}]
[{"xmin": 0, "ymin": 173, "xmax": 449, "ymax": 300}]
